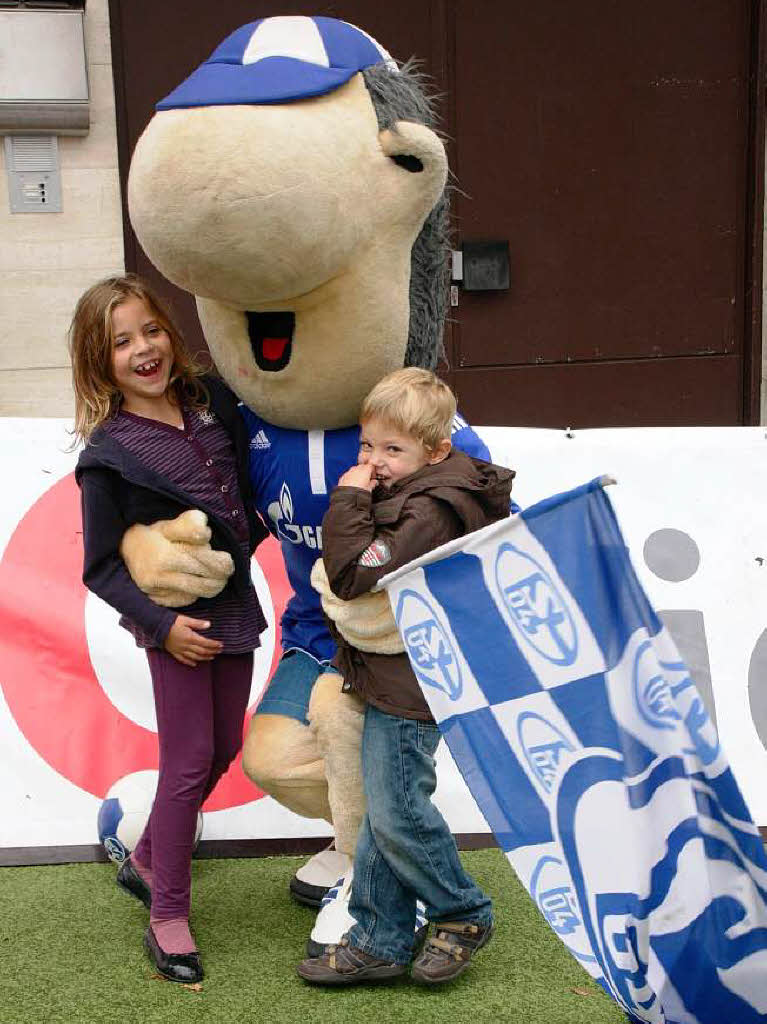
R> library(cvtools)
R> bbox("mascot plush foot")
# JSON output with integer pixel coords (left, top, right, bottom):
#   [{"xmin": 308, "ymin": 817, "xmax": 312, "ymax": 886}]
[
  {"xmin": 306, "ymin": 871, "xmax": 356, "ymax": 955},
  {"xmin": 306, "ymin": 874, "xmax": 429, "ymax": 958},
  {"xmin": 290, "ymin": 843, "xmax": 351, "ymax": 908}
]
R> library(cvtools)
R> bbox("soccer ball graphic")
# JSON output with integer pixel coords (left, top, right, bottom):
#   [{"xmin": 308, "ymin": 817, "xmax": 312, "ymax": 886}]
[{"xmin": 97, "ymin": 770, "xmax": 203, "ymax": 863}]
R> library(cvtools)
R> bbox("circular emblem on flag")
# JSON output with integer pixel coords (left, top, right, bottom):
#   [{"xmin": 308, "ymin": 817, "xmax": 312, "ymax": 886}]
[
  {"xmin": 530, "ymin": 855, "xmax": 595, "ymax": 964},
  {"xmin": 632, "ymin": 639, "xmax": 719, "ymax": 765},
  {"xmin": 0, "ymin": 473, "xmax": 290, "ymax": 809},
  {"xmin": 517, "ymin": 712, "xmax": 575, "ymax": 794},
  {"xmin": 395, "ymin": 588, "xmax": 462, "ymax": 700},
  {"xmin": 494, "ymin": 543, "xmax": 578, "ymax": 666}
]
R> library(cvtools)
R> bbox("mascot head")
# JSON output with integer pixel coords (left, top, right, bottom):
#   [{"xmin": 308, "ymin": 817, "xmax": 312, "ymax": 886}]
[{"xmin": 128, "ymin": 16, "xmax": 449, "ymax": 429}]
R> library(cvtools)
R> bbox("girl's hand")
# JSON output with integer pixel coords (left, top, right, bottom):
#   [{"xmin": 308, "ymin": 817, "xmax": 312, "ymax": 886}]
[
  {"xmin": 164, "ymin": 615, "xmax": 223, "ymax": 667},
  {"xmin": 338, "ymin": 462, "xmax": 376, "ymax": 491}
]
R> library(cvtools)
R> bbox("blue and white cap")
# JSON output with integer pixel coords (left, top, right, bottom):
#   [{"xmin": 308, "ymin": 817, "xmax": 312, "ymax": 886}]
[{"xmin": 157, "ymin": 16, "xmax": 397, "ymax": 110}]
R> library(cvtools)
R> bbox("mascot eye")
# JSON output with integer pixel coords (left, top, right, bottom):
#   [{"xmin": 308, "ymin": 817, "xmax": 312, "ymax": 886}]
[{"xmin": 389, "ymin": 154, "xmax": 424, "ymax": 173}]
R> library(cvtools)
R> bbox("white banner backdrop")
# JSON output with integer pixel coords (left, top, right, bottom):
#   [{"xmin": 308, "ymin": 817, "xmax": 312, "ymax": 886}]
[{"xmin": 0, "ymin": 419, "xmax": 765, "ymax": 852}]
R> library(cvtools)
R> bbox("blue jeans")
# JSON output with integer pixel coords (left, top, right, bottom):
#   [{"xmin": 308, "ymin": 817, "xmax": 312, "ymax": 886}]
[{"xmin": 348, "ymin": 705, "xmax": 493, "ymax": 964}]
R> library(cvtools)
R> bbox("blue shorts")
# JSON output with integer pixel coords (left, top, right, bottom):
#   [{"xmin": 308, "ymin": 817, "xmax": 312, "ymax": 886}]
[{"xmin": 254, "ymin": 648, "xmax": 340, "ymax": 725}]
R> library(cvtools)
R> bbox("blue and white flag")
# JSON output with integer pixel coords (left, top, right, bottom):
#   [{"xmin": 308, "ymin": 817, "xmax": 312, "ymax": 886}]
[{"xmin": 379, "ymin": 478, "xmax": 767, "ymax": 1024}]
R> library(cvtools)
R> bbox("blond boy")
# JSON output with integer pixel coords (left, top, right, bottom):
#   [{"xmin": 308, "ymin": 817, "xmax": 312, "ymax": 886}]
[{"xmin": 298, "ymin": 369, "xmax": 514, "ymax": 986}]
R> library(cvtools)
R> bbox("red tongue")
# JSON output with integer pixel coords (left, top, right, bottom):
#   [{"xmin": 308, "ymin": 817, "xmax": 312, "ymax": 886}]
[{"xmin": 262, "ymin": 337, "xmax": 289, "ymax": 361}]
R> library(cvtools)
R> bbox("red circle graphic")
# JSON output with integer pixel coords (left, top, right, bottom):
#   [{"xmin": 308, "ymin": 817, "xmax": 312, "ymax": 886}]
[{"xmin": 0, "ymin": 473, "xmax": 290, "ymax": 811}]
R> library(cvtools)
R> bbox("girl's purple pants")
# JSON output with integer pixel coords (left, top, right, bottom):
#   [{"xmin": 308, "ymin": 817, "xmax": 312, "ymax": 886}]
[{"xmin": 133, "ymin": 648, "xmax": 254, "ymax": 920}]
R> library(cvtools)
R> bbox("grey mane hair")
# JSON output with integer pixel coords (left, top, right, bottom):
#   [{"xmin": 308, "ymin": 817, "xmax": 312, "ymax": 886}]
[{"xmin": 362, "ymin": 60, "xmax": 450, "ymax": 370}]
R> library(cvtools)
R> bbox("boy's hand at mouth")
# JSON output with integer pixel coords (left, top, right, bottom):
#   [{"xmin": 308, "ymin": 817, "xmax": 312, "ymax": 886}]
[{"xmin": 338, "ymin": 462, "xmax": 376, "ymax": 491}]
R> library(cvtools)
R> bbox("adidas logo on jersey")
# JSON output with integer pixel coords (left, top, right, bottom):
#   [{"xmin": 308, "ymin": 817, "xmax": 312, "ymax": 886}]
[{"xmin": 250, "ymin": 429, "xmax": 271, "ymax": 450}]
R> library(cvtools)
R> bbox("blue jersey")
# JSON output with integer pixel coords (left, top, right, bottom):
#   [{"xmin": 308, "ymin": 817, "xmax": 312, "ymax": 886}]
[{"xmin": 240, "ymin": 407, "xmax": 492, "ymax": 662}]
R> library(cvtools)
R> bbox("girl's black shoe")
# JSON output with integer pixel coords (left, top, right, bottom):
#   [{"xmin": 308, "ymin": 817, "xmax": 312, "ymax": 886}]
[
  {"xmin": 144, "ymin": 927, "xmax": 204, "ymax": 984},
  {"xmin": 116, "ymin": 858, "xmax": 151, "ymax": 909}
]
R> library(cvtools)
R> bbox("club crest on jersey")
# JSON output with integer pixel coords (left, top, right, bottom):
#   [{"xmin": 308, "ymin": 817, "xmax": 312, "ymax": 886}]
[
  {"xmin": 494, "ymin": 544, "xmax": 578, "ymax": 666},
  {"xmin": 197, "ymin": 409, "xmax": 216, "ymax": 426},
  {"xmin": 357, "ymin": 538, "xmax": 391, "ymax": 568},
  {"xmin": 267, "ymin": 482, "xmax": 322, "ymax": 549},
  {"xmin": 396, "ymin": 589, "xmax": 462, "ymax": 699}
]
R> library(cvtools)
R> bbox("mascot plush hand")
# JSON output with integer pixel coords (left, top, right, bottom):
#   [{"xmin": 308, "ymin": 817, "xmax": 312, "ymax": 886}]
[
  {"xmin": 119, "ymin": 510, "xmax": 233, "ymax": 606},
  {"xmin": 123, "ymin": 15, "xmax": 491, "ymax": 953}
]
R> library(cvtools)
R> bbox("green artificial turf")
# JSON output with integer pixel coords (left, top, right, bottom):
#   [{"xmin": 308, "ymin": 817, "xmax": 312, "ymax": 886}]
[{"xmin": 0, "ymin": 849, "xmax": 626, "ymax": 1024}]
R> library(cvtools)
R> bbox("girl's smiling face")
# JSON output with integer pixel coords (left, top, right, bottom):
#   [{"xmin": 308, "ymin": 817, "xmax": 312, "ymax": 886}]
[
  {"xmin": 110, "ymin": 296, "xmax": 174, "ymax": 413},
  {"xmin": 358, "ymin": 416, "xmax": 449, "ymax": 486}
]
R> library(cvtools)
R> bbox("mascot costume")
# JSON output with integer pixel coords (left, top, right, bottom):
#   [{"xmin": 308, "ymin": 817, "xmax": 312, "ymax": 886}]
[{"xmin": 121, "ymin": 15, "xmax": 492, "ymax": 953}]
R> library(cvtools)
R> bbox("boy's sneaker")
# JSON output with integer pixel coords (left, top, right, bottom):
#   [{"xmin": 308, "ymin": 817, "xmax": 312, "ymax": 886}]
[
  {"xmin": 297, "ymin": 937, "xmax": 407, "ymax": 986},
  {"xmin": 306, "ymin": 870, "xmax": 429, "ymax": 958},
  {"xmin": 410, "ymin": 920, "xmax": 493, "ymax": 985}
]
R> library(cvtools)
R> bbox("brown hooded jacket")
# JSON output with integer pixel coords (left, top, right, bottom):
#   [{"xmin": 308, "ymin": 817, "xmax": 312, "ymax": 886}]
[{"xmin": 322, "ymin": 449, "xmax": 515, "ymax": 720}]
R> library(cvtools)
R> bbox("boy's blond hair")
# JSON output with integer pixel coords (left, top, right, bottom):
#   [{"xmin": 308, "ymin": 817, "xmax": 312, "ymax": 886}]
[
  {"xmin": 68, "ymin": 274, "xmax": 207, "ymax": 444},
  {"xmin": 360, "ymin": 368, "xmax": 456, "ymax": 451}
]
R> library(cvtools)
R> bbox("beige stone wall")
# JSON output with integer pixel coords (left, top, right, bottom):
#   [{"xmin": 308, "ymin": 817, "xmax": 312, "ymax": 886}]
[{"xmin": 0, "ymin": 0, "xmax": 124, "ymax": 417}]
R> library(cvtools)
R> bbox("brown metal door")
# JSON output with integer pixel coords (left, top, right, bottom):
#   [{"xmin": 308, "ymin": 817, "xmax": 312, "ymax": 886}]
[
  {"xmin": 110, "ymin": 1, "xmax": 763, "ymax": 425},
  {"xmin": 445, "ymin": 0, "xmax": 763, "ymax": 426}
]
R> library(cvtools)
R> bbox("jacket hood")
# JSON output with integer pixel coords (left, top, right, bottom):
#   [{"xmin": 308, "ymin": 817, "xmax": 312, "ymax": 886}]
[{"xmin": 372, "ymin": 449, "xmax": 514, "ymax": 531}]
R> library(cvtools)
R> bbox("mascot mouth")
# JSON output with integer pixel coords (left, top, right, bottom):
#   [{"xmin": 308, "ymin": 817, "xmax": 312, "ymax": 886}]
[{"xmin": 246, "ymin": 311, "xmax": 295, "ymax": 372}]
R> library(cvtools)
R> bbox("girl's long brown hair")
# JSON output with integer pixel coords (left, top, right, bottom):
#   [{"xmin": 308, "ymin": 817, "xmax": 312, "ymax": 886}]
[{"xmin": 68, "ymin": 274, "xmax": 207, "ymax": 444}]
